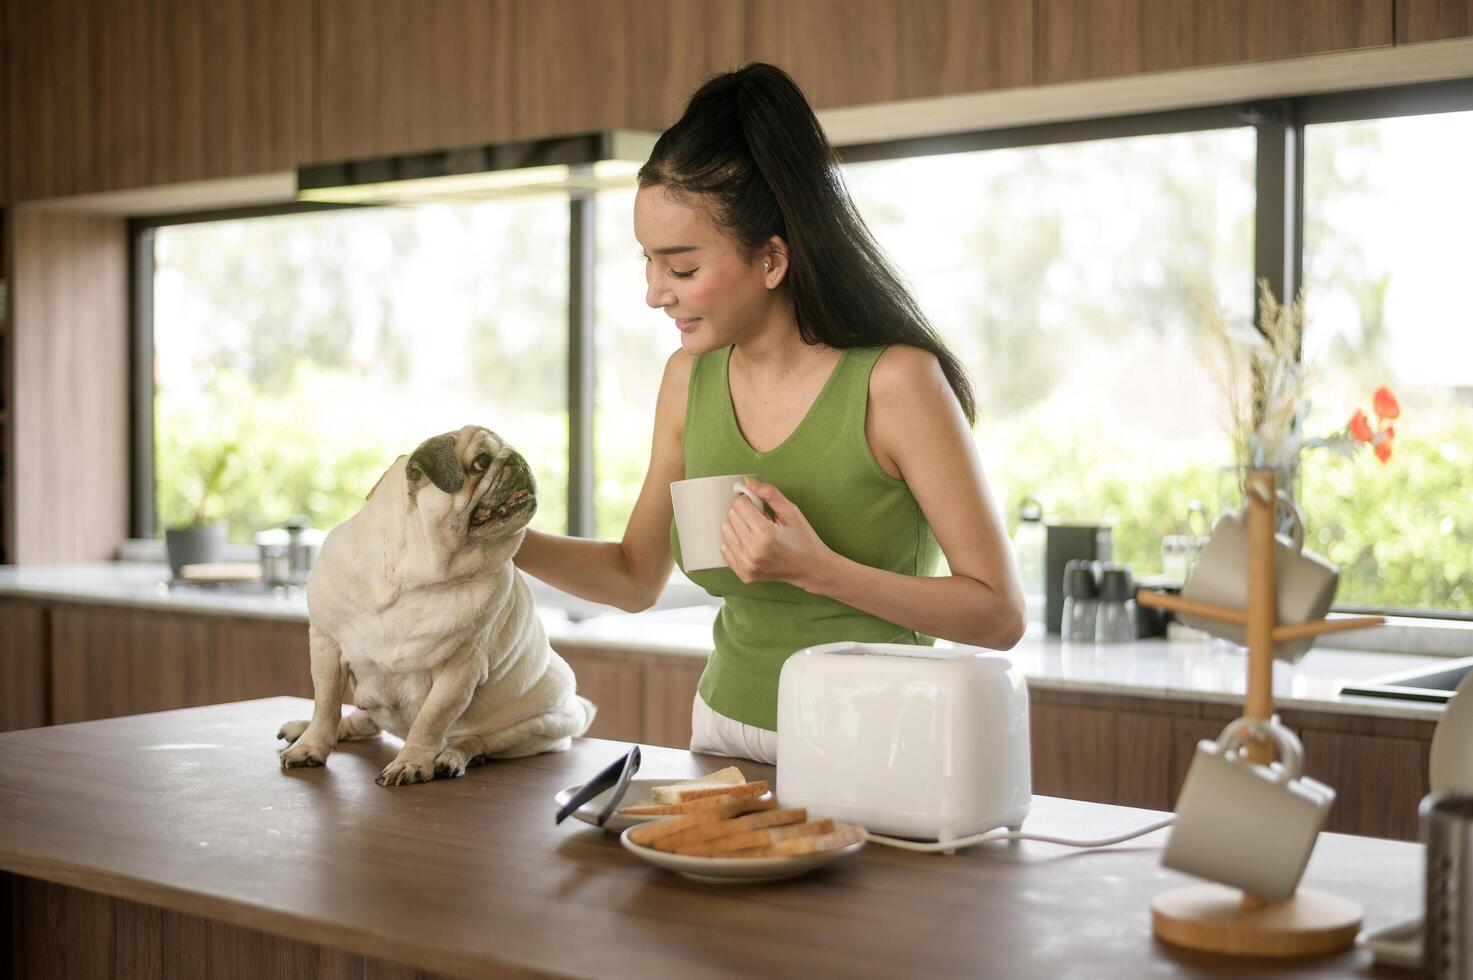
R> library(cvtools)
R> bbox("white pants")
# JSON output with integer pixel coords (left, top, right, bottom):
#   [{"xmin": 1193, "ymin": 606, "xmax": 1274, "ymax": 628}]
[{"xmin": 689, "ymin": 694, "xmax": 778, "ymax": 765}]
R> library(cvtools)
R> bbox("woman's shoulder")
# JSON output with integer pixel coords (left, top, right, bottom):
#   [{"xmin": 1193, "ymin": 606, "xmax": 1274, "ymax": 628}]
[{"xmin": 867, "ymin": 344, "xmax": 947, "ymax": 399}]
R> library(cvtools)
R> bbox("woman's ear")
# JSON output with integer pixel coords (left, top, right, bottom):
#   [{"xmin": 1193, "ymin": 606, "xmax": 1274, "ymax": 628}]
[{"xmin": 761, "ymin": 236, "xmax": 790, "ymax": 289}]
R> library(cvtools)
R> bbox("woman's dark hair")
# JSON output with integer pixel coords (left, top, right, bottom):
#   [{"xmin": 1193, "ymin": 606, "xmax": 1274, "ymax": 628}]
[{"xmin": 639, "ymin": 62, "xmax": 977, "ymax": 424}]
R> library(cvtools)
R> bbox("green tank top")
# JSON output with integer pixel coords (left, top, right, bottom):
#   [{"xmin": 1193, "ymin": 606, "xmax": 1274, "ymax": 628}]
[{"xmin": 671, "ymin": 344, "xmax": 940, "ymax": 731}]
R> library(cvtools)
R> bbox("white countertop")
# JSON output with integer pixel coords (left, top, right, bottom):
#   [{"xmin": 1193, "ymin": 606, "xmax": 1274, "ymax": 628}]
[{"xmin": 0, "ymin": 561, "xmax": 1447, "ymax": 723}]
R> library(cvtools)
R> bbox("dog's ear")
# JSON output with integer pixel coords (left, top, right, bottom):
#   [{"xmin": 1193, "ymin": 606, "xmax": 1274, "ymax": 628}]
[{"xmin": 406, "ymin": 433, "xmax": 465, "ymax": 495}]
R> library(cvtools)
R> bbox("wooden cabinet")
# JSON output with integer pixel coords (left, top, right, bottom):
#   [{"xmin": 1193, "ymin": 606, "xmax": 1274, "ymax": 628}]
[
  {"xmin": 0, "ymin": 599, "xmax": 47, "ymax": 731},
  {"xmin": 746, "ymin": 0, "xmax": 1034, "ymax": 110},
  {"xmin": 316, "ymin": 0, "xmax": 746, "ymax": 162},
  {"xmin": 643, "ymin": 657, "xmax": 705, "ymax": 750},
  {"xmin": 5, "ymin": 0, "xmax": 1467, "ymax": 203},
  {"xmin": 557, "ymin": 645, "xmax": 643, "ymax": 743},
  {"xmin": 1036, "ymin": 0, "xmax": 1394, "ymax": 84},
  {"xmin": 48, "ymin": 605, "xmax": 310, "ymax": 724},
  {"xmin": 1, "ymin": 0, "xmax": 314, "ymax": 201},
  {"xmin": 1396, "ymin": 0, "xmax": 1473, "ymax": 42},
  {"xmin": 1031, "ymin": 691, "xmax": 1434, "ymax": 840},
  {"xmin": 4, "ymin": 594, "xmax": 1439, "ymax": 839},
  {"xmin": 555, "ymin": 644, "xmax": 705, "ymax": 749},
  {"xmin": 1302, "ymin": 730, "xmax": 1430, "ymax": 839},
  {"xmin": 1029, "ymin": 702, "xmax": 1118, "ymax": 802},
  {"xmin": 7, "ymin": 211, "xmax": 128, "ymax": 566}
]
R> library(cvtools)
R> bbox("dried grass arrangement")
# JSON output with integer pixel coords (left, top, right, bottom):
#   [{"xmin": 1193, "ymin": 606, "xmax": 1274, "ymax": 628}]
[
  {"xmin": 1196, "ymin": 280, "xmax": 1400, "ymax": 494},
  {"xmin": 1196, "ymin": 279, "xmax": 1310, "ymax": 485}
]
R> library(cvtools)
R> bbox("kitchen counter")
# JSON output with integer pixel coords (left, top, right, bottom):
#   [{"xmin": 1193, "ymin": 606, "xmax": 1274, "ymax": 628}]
[
  {"xmin": 0, "ymin": 561, "xmax": 1448, "ymax": 723},
  {"xmin": 0, "ymin": 697, "xmax": 1422, "ymax": 978}
]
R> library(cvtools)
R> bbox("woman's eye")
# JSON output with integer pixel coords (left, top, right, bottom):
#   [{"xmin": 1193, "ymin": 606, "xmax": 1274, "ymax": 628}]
[{"xmin": 669, "ymin": 268, "xmax": 696, "ymax": 279}]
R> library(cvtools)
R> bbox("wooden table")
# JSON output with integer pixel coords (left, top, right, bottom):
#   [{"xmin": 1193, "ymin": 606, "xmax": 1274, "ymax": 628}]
[{"xmin": 0, "ymin": 697, "xmax": 1423, "ymax": 978}]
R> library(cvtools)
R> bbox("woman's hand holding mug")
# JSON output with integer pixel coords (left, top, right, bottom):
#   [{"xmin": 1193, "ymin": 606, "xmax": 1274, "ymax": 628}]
[{"xmin": 721, "ymin": 477, "xmax": 834, "ymax": 591}]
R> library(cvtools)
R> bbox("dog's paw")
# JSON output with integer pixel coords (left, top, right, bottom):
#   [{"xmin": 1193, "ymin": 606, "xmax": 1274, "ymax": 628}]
[
  {"xmin": 279, "ymin": 737, "xmax": 332, "ymax": 769},
  {"xmin": 433, "ymin": 746, "xmax": 470, "ymax": 779},
  {"xmin": 377, "ymin": 754, "xmax": 434, "ymax": 786},
  {"xmin": 277, "ymin": 720, "xmax": 310, "ymax": 744}
]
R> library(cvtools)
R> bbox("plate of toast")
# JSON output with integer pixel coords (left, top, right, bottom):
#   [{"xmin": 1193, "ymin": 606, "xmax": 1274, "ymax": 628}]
[
  {"xmin": 619, "ymin": 796, "xmax": 866, "ymax": 883},
  {"xmin": 555, "ymin": 766, "xmax": 772, "ymax": 834}
]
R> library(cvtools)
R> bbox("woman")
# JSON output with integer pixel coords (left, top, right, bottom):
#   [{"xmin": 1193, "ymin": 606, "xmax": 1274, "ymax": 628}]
[{"xmin": 514, "ymin": 63, "xmax": 1025, "ymax": 764}]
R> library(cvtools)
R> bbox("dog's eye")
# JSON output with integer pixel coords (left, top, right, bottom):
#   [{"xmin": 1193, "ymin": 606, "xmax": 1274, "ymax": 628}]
[{"xmin": 471, "ymin": 453, "xmax": 491, "ymax": 473}]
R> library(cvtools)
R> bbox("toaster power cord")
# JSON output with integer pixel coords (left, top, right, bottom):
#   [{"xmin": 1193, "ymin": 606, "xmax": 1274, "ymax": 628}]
[{"xmin": 863, "ymin": 816, "xmax": 1175, "ymax": 853}]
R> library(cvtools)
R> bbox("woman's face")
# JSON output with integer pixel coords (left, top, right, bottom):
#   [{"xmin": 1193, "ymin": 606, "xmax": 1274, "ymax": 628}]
[{"xmin": 634, "ymin": 185, "xmax": 771, "ymax": 355}]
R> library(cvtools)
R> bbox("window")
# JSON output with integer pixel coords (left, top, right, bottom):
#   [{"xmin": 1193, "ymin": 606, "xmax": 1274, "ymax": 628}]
[
  {"xmin": 593, "ymin": 188, "xmax": 676, "ymax": 541},
  {"xmin": 138, "ymin": 81, "xmax": 1473, "ymax": 624},
  {"xmin": 151, "ymin": 200, "xmax": 569, "ymax": 542},
  {"xmin": 1299, "ymin": 108, "xmax": 1473, "ymax": 613},
  {"xmin": 844, "ymin": 126, "xmax": 1256, "ymax": 579}
]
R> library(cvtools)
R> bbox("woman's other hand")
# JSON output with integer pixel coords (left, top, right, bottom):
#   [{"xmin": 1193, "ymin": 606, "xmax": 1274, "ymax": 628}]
[{"xmin": 720, "ymin": 477, "xmax": 836, "ymax": 591}]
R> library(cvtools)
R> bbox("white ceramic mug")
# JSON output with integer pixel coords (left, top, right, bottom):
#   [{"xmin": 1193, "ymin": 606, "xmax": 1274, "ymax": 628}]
[
  {"xmin": 670, "ymin": 474, "xmax": 764, "ymax": 572},
  {"xmin": 1162, "ymin": 716, "xmax": 1335, "ymax": 902},
  {"xmin": 1178, "ymin": 489, "xmax": 1340, "ymax": 663}
]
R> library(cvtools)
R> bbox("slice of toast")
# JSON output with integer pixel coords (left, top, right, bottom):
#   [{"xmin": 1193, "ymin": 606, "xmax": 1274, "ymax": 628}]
[
  {"xmin": 673, "ymin": 818, "xmax": 836, "ymax": 857},
  {"xmin": 647, "ymin": 766, "xmax": 746, "ymax": 805},
  {"xmin": 651, "ymin": 807, "xmax": 807, "ymax": 853},
  {"xmin": 617, "ymin": 781, "xmax": 768, "ymax": 816},
  {"xmin": 721, "ymin": 824, "xmax": 866, "ymax": 859},
  {"xmin": 626, "ymin": 796, "xmax": 777, "ymax": 847}
]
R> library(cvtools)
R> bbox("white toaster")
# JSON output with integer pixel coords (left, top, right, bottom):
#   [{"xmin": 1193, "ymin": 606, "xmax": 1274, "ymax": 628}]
[{"xmin": 776, "ymin": 641, "xmax": 1032, "ymax": 842}]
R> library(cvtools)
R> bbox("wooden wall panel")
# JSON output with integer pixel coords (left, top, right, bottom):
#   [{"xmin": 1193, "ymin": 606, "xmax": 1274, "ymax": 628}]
[
  {"xmin": 1, "ymin": 0, "xmax": 313, "ymax": 201},
  {"xmin": 212, "ymin": 617, "xmax": 313, "ymax": 703},
  {"xmin": 1113, "ymin": 711, "xmax": 1172, "ymax": 810},
  {"xmin": 1396, "ymin": 0, "xmax": 1473, "ymax": 41},
  {"xmin": 12, "ymin": 876, "xmax": 461, "ymax": 980},
  {"xmin": 1302, "ymin": 730, "xmax": 1428, "ymax": 840},
  {"xmin": 0, "ymin": 599, "xmax": 47, "ymax": 731},
  {"xmin": 318, "ymin": 0, "xmax": 745, "ymax": 162},
  {"xmin": 1030, "ymin": 702, "xmax": 1115, "ymax": 802},
  {"xmin": 9, "ymin": 211, "xmax": 128, "ymax": 564},
  {"xmin": 556, "ymin": 645, "xmax": 643, "ymax": 742},
  {"xmin": 50, "ymin": 606, "xmax": 212, "ymax": 724},
  {"xmin": 1169, "ymin": 717, "xmax": 1225, "ymax": 807},
  {"xmin": 318, "ymin": 0, "xmax": 517, "ymax": 162},
  {"xmin": 747, "ymin": 0, "xmax": 1033, "ymax": 110},
  {"xmin": 1037, "ymin": 0, "xmax": 1394, "ymax": 85},
  {"xmin": 642, "ymin": 656, "xmax": 705, "ymax": 749}
]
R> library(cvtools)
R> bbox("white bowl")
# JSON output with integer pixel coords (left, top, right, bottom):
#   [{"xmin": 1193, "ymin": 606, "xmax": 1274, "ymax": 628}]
[{"xmin": 619, "ymin": 822, "xmax": 866, "ymax": 883}]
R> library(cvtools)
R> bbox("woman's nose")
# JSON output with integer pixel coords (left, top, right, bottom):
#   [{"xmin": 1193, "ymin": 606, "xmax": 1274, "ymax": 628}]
[{"xmin": 645, "ymin": 269, "xmax": 673, "ymax": 310}]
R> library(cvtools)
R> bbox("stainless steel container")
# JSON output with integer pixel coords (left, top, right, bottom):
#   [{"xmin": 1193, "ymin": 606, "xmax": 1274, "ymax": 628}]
[
  {"xmin": 283, "ymin": 517, "xmax": 323, "ymax": 585},
  {"xmin": 1423, "ymin": 792, "xmax": 1473, "ymax": 979}
]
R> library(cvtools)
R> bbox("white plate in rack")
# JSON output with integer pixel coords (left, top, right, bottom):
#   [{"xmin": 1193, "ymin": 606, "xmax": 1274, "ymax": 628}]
[{"xmin": 554, "ymin": 777, "xmax": 744, "ymax": 834}]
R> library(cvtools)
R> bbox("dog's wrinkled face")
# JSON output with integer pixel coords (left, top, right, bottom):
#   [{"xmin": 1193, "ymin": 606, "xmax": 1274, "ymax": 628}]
[{"xmin": 404, "ymin": 426, "xmax": 537, "ymax": 542}]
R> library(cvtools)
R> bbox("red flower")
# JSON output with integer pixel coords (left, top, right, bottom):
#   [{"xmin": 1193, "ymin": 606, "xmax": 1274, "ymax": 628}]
[
  {"xmin": 1373, "ymin": 425, "xmax": 1395, "ymax": 463},
  {"xmin": 1374, "ymin": 386, "xmax": 1401, "ymax": 421},
  {"xmin": 1349, "ymin": 409, "xmax": 1374, "ymax": 443}
]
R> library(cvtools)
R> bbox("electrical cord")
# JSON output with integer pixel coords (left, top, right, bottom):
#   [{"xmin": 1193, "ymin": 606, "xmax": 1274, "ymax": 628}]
[{"xmin": 863, "ymin": 816, "xmax": 1175, "ymax": 853}]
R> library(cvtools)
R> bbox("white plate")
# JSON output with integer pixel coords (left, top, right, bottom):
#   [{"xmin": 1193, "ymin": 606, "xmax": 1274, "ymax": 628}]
[
  {"xmin": 1356, "ymin": 915, "xmax": 1423, "ymax": 970},
  {"xmin": 555, "ymin": 777, "xmax": 705, "ymax": 834},
  {"xmin": 619, "ymin": 822, "xmax": 866, "ymax": 883}
]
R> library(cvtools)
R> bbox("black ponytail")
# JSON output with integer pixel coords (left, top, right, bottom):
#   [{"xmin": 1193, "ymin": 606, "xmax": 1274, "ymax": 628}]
[{"xmin": 639, "ymin": 62, "xmax": 977, "ymax": 424}]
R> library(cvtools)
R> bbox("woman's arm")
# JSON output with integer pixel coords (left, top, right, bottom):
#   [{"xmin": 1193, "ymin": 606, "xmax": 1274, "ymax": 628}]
[
  {"xmin": 722, "ymin": 346, "xmax": 1026, "ymax": 649},
  {"xmin": 513, "ymin": 350, "xmax": 691, "ymax": 613}
]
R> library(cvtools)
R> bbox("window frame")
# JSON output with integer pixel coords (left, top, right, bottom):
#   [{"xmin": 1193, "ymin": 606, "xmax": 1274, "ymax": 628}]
[{"xmin": 129, "ymin": 77, "xmax": 1473, "ymax": 623}]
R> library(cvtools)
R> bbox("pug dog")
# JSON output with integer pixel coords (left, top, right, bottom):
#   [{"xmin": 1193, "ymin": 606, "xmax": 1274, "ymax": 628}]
[{"xmin": 277, "ymin": 425, "xmax": 596, "ymax": 785}]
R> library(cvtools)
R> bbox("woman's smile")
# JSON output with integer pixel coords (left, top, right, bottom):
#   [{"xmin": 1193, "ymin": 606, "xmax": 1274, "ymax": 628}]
[{"xmin": 674, "ymin": 316, "xmax": 702, "ymax": 333}]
